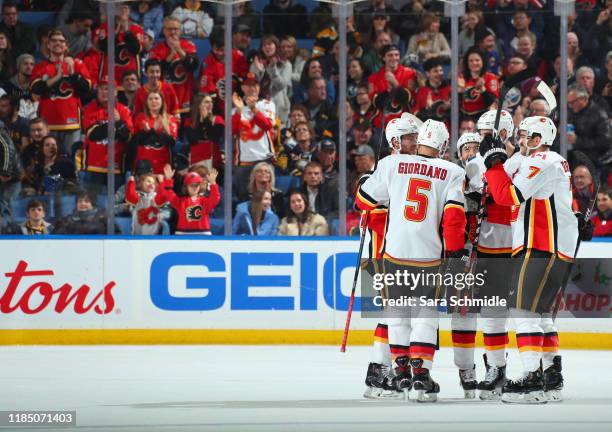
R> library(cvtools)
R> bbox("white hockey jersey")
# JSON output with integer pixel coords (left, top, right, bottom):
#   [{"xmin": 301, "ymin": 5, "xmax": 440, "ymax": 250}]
[
  {"xmin": 233, "ymin": 99, "xmax": 276, "ymax": 163},
  {"xmin": 486, "ymin": 150, "xmax": 578, "ymax": 259},
  {"xmin": 356, "ymin": 155, "xmax": 466, "ymax": 264}
]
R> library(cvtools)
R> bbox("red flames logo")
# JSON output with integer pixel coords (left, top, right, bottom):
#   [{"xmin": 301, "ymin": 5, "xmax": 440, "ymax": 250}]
[{"xmin": 0, "ymin": 261, "xmax": 116, "ymax": 314}]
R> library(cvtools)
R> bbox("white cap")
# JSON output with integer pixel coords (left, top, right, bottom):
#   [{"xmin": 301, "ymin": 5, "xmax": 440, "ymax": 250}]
[
  {"xmin": 417, "ymin": 119, "xmax": 449, "ymax": 152},
  {"xmin": 477, "ymin": 109, "xmax": 514, "ymax": 142}
]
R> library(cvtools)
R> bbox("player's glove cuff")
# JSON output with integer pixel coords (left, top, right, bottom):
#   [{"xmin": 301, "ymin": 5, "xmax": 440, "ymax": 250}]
[{"xmin": 575, "ymin": 212, "xmax": 594, "ymax": 241}]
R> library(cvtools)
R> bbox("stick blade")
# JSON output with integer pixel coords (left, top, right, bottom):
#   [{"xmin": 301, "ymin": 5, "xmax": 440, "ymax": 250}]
[{"xmin": 536, "ymin": 80, "xmax": 558, "ymax": 112}]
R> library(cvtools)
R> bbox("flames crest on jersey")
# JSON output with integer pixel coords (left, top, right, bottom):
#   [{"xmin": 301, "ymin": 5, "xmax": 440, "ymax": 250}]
[{"xmin": 186, "ymin": 204, "xmax": 203, "ymax": 221}]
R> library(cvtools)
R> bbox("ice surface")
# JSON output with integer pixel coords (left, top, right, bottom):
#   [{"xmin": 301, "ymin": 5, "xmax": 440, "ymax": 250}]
[{"xmin": 2, "ymin": 345, "xmax": 612, "ymax": 432}]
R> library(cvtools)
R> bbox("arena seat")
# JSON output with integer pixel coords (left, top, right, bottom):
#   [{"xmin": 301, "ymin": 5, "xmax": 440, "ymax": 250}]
[
  {"xmin": 210, "ymin": 218, "xmax": 224, "ymax": 235},
  {"xmin": 115, "ymin": 217, "xmax": 132, "ymax": 235},
  {"xmin": 20, "ymin": 12, "xmax": 56, "ymax": 26}
]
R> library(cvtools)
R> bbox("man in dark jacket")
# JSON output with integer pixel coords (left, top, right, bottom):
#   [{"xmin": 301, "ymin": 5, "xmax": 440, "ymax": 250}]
[
  {"xmin": 567, "ymin": 83, "xmax": 611, "ymax": 171},
  {"xmin": 0, "ymin": 119, "xmax": 23, "ymax": 216},
  {"xmin": 0, "ymin": 2, "xmax": 36, "ymax": 57},
  {"xmin": 300, "ymin": 161, "xmax": 338, "ymax": 220}
]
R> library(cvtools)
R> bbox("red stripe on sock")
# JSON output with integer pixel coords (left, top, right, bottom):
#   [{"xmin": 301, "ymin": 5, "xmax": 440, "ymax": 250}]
[
  {"xmin": 374, "ymin": 324, "xmax": 389, "ymax": 340},
  {"xmin": 451, "ymin": 331, "xmax": 476, "ymax": 345},
  {"xmin": 389, "ymin": 345, "xmax": 409, "ymax": 356},
  {"xmin": 516, "ymin": 333, "xmax": 544, "ymax": 349},
  {"xmin": 484, "ymin": 333, "xmax": 509, "ymax": 347},
  {"xmin": 543, "ymin": 334, "xmax": 559, "ymax": 348}
]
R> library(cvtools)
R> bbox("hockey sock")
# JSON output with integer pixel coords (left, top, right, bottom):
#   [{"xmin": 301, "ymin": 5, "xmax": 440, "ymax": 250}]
[
  {"xmin": 387, "ymin": 318, "xmax": 411, "ymax": 364},
  {"xmin": 513, "ymin": 308, "xmax": 544, "ymax": 373},
  {"xmin": 409, "ymin": 306, "xmax": 438, "ymax": 370},
  {"xmin": 481, "ymin": 306, "xmax": 509, "ymax": 367},
  {"xmin": 451, "ymin": 312, "xmax": 476, "ymax": 369},
  {"xmin": 371, "ymin": 321, "xmax": 391, "ymax": 366},
  {"xmin": 540, "ymin": 314, "xmax": 559, "ymax": 370}
]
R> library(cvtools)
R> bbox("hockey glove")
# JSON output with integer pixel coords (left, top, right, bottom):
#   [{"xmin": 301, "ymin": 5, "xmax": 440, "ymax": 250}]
[
  {"xmin": 479, "ymin": 134, "xmax": 508, "ymax": 169},
  {"xmin": 442, "ymin": 249, "xmax": 470, "ymax": 276},
  {"xmin": 575, "ymin": 212, "xmax": 594, "ymax": 241}
]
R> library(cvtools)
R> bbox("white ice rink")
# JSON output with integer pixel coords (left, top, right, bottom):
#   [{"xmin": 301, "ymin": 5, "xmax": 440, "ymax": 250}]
[{"xmin": 2, "ymin": 345, "xmax": 612, "ymax": 432}]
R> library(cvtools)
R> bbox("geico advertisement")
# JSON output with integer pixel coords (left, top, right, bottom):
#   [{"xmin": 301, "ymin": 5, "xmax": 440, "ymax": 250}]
[{"xmin": 0, "ymin": 239, "xmax": 369, "ymax": 329}]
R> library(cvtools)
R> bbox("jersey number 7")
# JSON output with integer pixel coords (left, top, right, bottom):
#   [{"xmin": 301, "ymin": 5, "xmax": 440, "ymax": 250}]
[{"xmin": 404, "ymin": 178, "xmax": 432, "ymax": 222}]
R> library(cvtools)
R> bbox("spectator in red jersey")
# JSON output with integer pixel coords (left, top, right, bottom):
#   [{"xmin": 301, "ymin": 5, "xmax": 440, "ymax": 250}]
[
  {"xmin": 90, "ymin": 3, "xmax": 145, "ymax": 87},
  {"xmin": 132, "ymin": 90, "xmax": 179, "ymax": 175},
  {"xmin": 30, "ymin": 29, "xmax": 92, "ymax": 156},
  {"xmin": 592, "ymin": 188, "xmax": 612, "ymax": 237},
  {"xmin": 81, "ymin": 77, "xmax": 134, "ymax": 193},
  {"xmin": 199, "ymin": 28, "xmax": 248, "ymax": 114},
  {"xmin": 149, "ymin": 16, "xmax": 198, "ymax": 114},
  {"xmin": 458, "ymin": 47, "xmax": 499, "ymax": 119},
  {"xmin": 413, "ymin": 56, "xmax": 451, "ymax": 124},
  {"xmin": 161, "ymin": 163, "xmax": 220, "ymax": 235},
  {"xmin": 170, "ymin": 0, "xmax": 214, "ymax": 39},
  {"xmin": 133, "ymin": 58, "xmax": 180, "ymax": 117},
  {"xmin": 231, "ymin": 72, "xmax": 277, "ymax": 199},
  {"xmin": 184, "ymin": 93, "xmax": 224, "ymax": 169},
  {"xmin": 368, "ymin": 44, "xmax": 416, "ymax": 129}
]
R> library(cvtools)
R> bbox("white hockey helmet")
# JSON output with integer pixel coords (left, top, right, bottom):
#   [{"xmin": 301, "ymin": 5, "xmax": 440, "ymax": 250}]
[
  {"xmin": 524, "ymin": 115, "xmax": 557, "ymax": 148},
  {"xmin": 477, "ymin": 109, "xmax": 514, "ymax": 142},
  {"xmin": 457, "ymin": 132, "xmax": 482, "ymax": 160},
  {"xmin": 417, "ymin": 119, "xmax": 449, "ymax": 153},
  {"xmin": 385, "ymin": 116, "xmax": 420, "ymax": 150},
  {"xmin": 515, "ymin": 117, "xmax": 530, "ymax": 141}
]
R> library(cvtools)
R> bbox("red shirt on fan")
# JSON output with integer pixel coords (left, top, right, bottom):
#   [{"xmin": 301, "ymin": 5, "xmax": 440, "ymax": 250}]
[
  {"xmin": 82, "ymin": 99, "xmax": 133, "ymax": 174},
  {"xmin": 133, "ymin": 113, "xmax": 178, "ymax": 174},
  {"xmin": 30, "ymin": 58, "xmax": 91, "ymax": 131},
  {"xmin": 133, "ymin": 81, "xmax": 180, "ymax": 116},
  {"xmin": 149, "ymin": 39, "xmax": 198, "ymax": 113},
  {"xmin": 459, "ymin": 72, "xmax": 499, "ymax": 116},
  {"xmin": 183, "ymin": 115, "xmax": 224, "ymax": 167},
  {"xmin": 368, "ymin": 64, "xmax": 416, "ymax": 128},
  {"xmin": 413, "ymin": 82, "xmax": 452, "ymax": 122},
  {"xmin": 199, "ymin": 49, "xmax": 249, "ymax": 110},
  {"xmin": 90, "ymin": 23, "xmax": 145, "ymax": 86},
  {"xmin": 160, "ymin": 179, "xmax": 221, "ymax": 233}
]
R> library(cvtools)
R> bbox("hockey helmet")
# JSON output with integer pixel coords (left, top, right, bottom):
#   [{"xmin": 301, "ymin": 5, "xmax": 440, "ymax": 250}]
[
  {"xmin": 524, "ymin": 116, "xmax": 557, "ymax": 148},
  {"xmin": 416, "ymin": 119, "xmax": 449, "ymax": 153},
  {"xmin": 183, "ymin": 172, "xmax": 203, "ymax": 186},
  {"xmin": 385, "ymin": 116, "xmax": 420, "ymax": 150},
  {"xmin": 477, "ymin": 109, "xmax": 514, "ymax": 142},
  {"xmin": 457, "ymin": 132, "xmax": 482, "ymax": 160}
]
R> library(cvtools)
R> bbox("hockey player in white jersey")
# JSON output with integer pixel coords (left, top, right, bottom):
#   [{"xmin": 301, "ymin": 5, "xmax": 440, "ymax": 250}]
[
  {"xmin": 363, "ymin": 116, "xmax": 420, "ymax": 399},
  {"xmin": 479, "ymin": 116, "xmax": 579, "ymax": 404},
  {"xmin": 357, "ymin": 119, "xmax": 467, "ymax": 402}
]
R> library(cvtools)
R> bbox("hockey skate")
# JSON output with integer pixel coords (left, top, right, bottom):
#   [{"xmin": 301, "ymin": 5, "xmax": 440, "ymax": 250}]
[
  {"xmin": 363, "ymin": 362, "xmax": 403, "ymax": 400},
  {"xmin": 410, "ymin": 359, "xmax": 440, "ymax": 403},
  {"xmin": 478, "ymin": 353, "xmax": 506, "ymax": 401},
  {"xmin": 501, "ymin": 369, "xmax": 548, "ymax": 404},
  {"xmin": 389, "ymin": 356, "xmax": 412, "ymax": 400},
  {"xmin": 544, "ymin": 355, "xmax": 563, "ymax": 402},
  {"xmin": 458, "ymin": 365, "xmax": 477, "ymax": 399}
]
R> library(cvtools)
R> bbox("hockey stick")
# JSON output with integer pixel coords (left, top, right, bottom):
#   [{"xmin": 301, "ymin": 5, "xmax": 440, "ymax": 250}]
[{"xmin": 340, "ymin": 93, "xmax": 391, "ymax": 353}]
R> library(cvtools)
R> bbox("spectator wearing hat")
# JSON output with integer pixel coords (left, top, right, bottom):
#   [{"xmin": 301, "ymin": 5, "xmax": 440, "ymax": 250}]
[
  {"xmin": 81, "ymin": 76, "xmax": 133, "ymax": 193},
  {"xmin": 263, "ymin": 0, "xmax": 309, "ymax": 39},
  {"xmin": 368, "ymin": 44, "xmax": 417, "ymax": 129},
  {"xmin": 458, "ymin": 47, "xmax": 499, "ymax": 119},
  {"xmin": 233, "ymin": 23, "xmax": 255, "ymax": 58},
  {"xmin": 130, "ymin": 0, "xmax": 164, "ymax": 39},
  {"xmin": 250, "ymin": 34, "xmax": 292, "ymax": 126},
  {"xmin": 4, "ymin": 54, "xmax": 37, "ymax": 120},
  {"xmin": 160, "ymin": 163, "xmax": 219, "ymax": 235},
  {"xmin": 406, "ymin": 13, "xmax": 451, "ymax": 64},
  {"xmin": 351, "ymin": 117, "xmax": 376, "ymax": 155},
  {"xmin": 356, "ymin": 0, "xmax": 399, "ymax": 38},
  {"xmin": 364, "ymin": 11, "xmax": 399, "ymax": 52},
  {"xmin": 0, "ymin": 2, "xmax": 36, "ymax": 58},
  {"xmin": 231, "ymin": 71, "xmax": 277, "ymax": 199},
  {"xmin": 171, "ymin": 0, "xmax": 213, "ymax": 39},
  {"xmin": 278, "ymin": 188, "xmax": 329, "ymax": 236},
  {"xmin": 54, "ymin": 189, "xmax": 119, "ymax": 234},
  {"xmin": 348, "ymin": 144, "xmax": 375, "ymax": 197},
  {"xmin": 90, "ymin": 4, "xmax": 145, "ymax": 87},
  {"xmin": 149, "ymin": 16, "xmax": 198, "ymax": 114},
  {"xmin": 300, "ymin": 160, "xmax": 338, "ymax": 220},
  {"xmin": 287, "ymin": 121, "xmax": 317, "ymax": 176},
  {"xmin": 303, "ymin": 77, "xmax": 338, "ymax": 138},
  {"xmin": 199, "ymin": 28, "xmax": 249, "ymax": 114},
  {"xmin": 134, "ymin": 58, "xmax": 180, "ymax": 117},
  {"xmin": 314, "ymin": 138, "xmax": 338, "ymax": 184},
  {"xmin": 30, "ymin": 29, "xmax": 92, "ymax": 156},
  {"xmin": 19, "ymin": 199, "xmax": 52, "ymax": 235},
  {"xmin": 413, "ymin": 56, "xmax": 451, "ymax": 124}
]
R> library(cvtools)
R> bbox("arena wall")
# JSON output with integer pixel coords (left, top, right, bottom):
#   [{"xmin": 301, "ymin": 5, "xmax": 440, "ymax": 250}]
[{"xmin": 1, "ymin": 238, "xmax": 611, "ymax": 348}]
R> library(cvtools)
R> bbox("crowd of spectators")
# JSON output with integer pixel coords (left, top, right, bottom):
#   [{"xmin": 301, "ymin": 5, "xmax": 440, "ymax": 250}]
[{"xmin": 0, "ymin": 0, "xmax": 611, "ymax": 237}]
